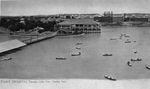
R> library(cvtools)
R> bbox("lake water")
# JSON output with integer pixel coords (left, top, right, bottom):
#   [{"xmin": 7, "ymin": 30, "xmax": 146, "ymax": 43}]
[{"xmin": 0, "ymin": 26, "xmax": 150, "ymax": 80}]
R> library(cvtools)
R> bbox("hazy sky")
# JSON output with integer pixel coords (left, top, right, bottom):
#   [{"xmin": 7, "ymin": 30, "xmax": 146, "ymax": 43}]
[{"xmin": 1, "ymin": 0, "xmax": 150, "ymax": 16}]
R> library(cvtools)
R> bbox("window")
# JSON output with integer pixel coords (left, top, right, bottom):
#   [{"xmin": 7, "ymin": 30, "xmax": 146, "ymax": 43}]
[
  {"xmin": 80, "ymin": 24, "xmax": 83, "ymax": 27},
  {"xmin": 72, "ymin": 25, "xmax": 76, "ymax": 27},
  {"xmin": 84, "ymin": 28, "xmax": 87, "ymax": 31},
  {"xmin": 84, "ymin": 25, "xmax": 87, "ymax": 27},
  {"xmin": 76, "ymin": 24, "xmax": 79, "ymax": 27},
  {"xmin": 88, "ymin": 25, "xmax": 91, "ymax": 27}
]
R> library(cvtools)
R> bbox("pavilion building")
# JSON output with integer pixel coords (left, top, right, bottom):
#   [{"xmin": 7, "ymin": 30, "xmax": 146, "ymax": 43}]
[{"xmin": 57, "ymin": 19, "xmax": 101, "ymax": 34}]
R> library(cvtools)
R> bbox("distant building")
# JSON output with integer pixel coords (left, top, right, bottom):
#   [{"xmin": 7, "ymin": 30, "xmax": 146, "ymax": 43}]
[
  {"xmin": 130, "ymin": 17, "xmax": 149, "ymax": 22},
  {"xmin": 112, "ymin": 17, "xmax": 124, "ymax": 22},
  {"xmin": 124, "ymin": 13, "xmax": 149, "ymax": 22},
  {"xmin": 58, "ymin": 19, "xmax": 101, "ymax": 34},
  {"xmin": 94, "ymin": 16, "xmax": 124, "ymax": 23},
  {"xmin": 113, "ymin": 14, "xmax": 124, "ymax": 17},
  {"xmin": 94, "ymin": 17, "xmax": 112, "ymax": 23},
  {"xmin": 94, "ymin": 11, "xmax": 124, "ymax": 23},
  {"xmin": 104, "ymin": 11, "xmax": 113, "ymax": 17}
]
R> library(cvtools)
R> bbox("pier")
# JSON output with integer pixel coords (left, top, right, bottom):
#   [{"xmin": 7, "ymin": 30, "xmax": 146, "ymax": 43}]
[
  {"xmin": 0, "ymin": 39, "xmax": 26, "ymax": 54},
  {"xmin": 20, "ymin": 32, "xmax": 57, "ymax": 44},
  {"xmin": 0, "ymin": 32, "xmax": 57, "ymax": 54}
]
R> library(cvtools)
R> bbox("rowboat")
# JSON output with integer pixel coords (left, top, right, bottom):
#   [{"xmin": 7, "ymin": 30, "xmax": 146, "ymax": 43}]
[
  {"xmin": 76, "ymin": 43, "xmax": 82, "ymax": 45},
  {"xmin": 103, "ymin": 53, "xmax": 112, "ymax": 56},
  {"xmin": 56, "ymin": 57, "xmax": 66, "ymax": 60},
  {"xmin": 127, "ymin": 61, "xmax": 132, "ymax": 67},
  {"xmin": 145, "ymin": 64, "xmax": 150, "ymax": 70},
  {"xmin": 131, "ymin": 58, "xmax": 142, "ymax": 61},
  {"xmin": 75, "ymin": 47, "xmax": 81, "ymax": 49},
  {"xmin": 71, "ymin": 52, "xmax": 81, "ymax": 56},
  {"xmin": 1, "ymin": 57, "xmax": 12, "ymax": 61},
  {"xmin": 104, "ymin": 75, "xmax": 116, "ymax": 81}
]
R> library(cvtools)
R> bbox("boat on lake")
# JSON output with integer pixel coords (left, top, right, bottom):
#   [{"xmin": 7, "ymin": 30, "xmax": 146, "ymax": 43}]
[
  {"xmin": 0, "ymin": 57, "xmax": 12, "ymax": 61},
  {"xmin": 71, "ymin": 52, "xmax": 81, "ymax": 56},
  {"xmin": 145, "ymin": 64, "xmax": 150, "ymax": 70},
  {"xmin": 124, "ymin": 35, "xmax": 130, "ymax": 37},
  {"xmin": 127, "ymin": 61, "xmax": 132, "ymax": 67},
  {"xmin": 125, "ymin": 40, "xmax": 131, "ymax": 43},
  {"xmin": 134, "ymin": 51, "xmax": 137, "ymax": 54},
  {"xmin": 131, "ymin": 58, "xmax": 142, "ymax": 61},
  {"xmin": 104, "ymin": 75, "xmax": 116, "ymax": 81},
  {"xmin": 75, "ymin": 47, "xmax": 81, "ymax": 49},
  {"xmin": 76, "ymin": 42, "xmax": 82, "ymax": 45},
  {"xmin": 56, "ymin": 57, "xmax": 66, "ymax": 60},
  {"xmin": 103, "ymin": 53, "xmax": 112, "ymax": 56},
  {"xmin": 110, "ymin": 38, "xmax": 117, "ymax": 40}
]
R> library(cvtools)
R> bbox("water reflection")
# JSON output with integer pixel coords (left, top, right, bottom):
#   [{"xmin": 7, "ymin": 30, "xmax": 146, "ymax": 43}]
[{"xmin": 0, "ymin": 27, "xmax": 150, "ymax": 79}]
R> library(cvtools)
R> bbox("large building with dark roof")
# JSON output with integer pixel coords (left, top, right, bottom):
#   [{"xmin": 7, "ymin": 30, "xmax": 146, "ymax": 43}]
[{"xmin": 58, "ymin": 19, "xmax": 101, "ymax": 34}]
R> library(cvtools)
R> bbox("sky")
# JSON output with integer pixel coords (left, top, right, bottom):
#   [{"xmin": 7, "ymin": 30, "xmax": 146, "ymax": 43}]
[{"xmin": 1, "ymin": 0, "xmax": 150, "ymax": 16}]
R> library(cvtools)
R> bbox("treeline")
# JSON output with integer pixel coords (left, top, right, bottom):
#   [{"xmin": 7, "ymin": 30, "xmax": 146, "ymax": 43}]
[{"xmin": 0, "ymin": 16, "xmax": 57, "ymax": 32}]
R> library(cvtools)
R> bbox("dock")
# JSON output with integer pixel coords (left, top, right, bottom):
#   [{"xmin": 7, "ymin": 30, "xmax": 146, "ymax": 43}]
[
  {"xmin": 0, "ymin": 32, "xmax": 57, "ymax": 55},
  {"xmin": 0, "ymin": 39, "xmax": 26, "ymax": 54},
  {"xmin": 20, "ymin": 32, "xmax": 57, "ymax": 44}
]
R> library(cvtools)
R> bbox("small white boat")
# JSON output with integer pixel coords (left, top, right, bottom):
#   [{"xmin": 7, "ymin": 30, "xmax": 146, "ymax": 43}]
[
  {"xmin": 121, "ymin": 34, "xmax": 130, "ymax": 37},
  {"xmin": 0, "ymin": 57, "xmax": 12, "ymax": 61},
  {"xmin": 75, "ymin": 47, "xmax": 81, "ymax": 49},
  {"xmin": 125, "ymin": 40, "xmax": 131, "ymax": 43},
  {"xmin": 131, "ymin": 58, "xmax": 142, "ymax": 61},
  {"xmin": 125, "ymin": 39, "xmax": 131, "ymax": 43},
  {"xmin": 110, "ymin": 38, "xmax": 117, "ymax": 40},
  {"xmin": 120, "ymin": 34, "xmax": 126, "ymax": 36},
  {"xmin": 127, "ymin": 61, "xmax": 132, "ymax": 67},
  {"xmin": 145, "ymin": 64, "xmax": 150, "ymax": 70},
  {"xmin": 71, "ymin": 52, "xmax": 81, "ymax": 56},
  {"xmin": 76, "ymin": 43, "xmax": 82, "ymax": 45},
  {"xmin": 134, "ymin": 51, "xmax": 137, "ymax": 54},
  {"xmin": 124, "ymin": 35, "xmax": 130, "ymax": 37},
  {"xmin": 56, "ymin": 57, "xmax": 66, "ymax": 60},
  {"xmin": 104, "ymin": 75, "xmax": 116, "ymax": 81}
]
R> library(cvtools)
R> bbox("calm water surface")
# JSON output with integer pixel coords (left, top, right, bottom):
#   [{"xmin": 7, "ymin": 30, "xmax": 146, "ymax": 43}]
[{"xmin": 0, "ymin": 26, "xmax": 150, "ymax": 80}]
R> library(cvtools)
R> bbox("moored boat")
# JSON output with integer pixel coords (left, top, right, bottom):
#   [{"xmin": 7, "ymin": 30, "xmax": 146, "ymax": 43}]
[
  {"xmin": 75, "ymin": 47, "xmax": 81, "ymax": 49},
  {"xmin": 127, "ymin": 61, "xmax": 132, "ymax": 67},
  {"xmin": 110, "ymin": 38, "xmax": 117, "ymax": 40},
  {"xmin": 145, "ymin": 64, "xmax": 150, "ymax": 70},
  {"xmin": 137, "ymin": 58, "xmax": 142, "ymax": 61},
  {"xmin": 103, "ymin": 53, "xmax": 112, "ymax": 56},
  {"xmin": 125, "ymin": 40, "xmax": 131, "ymax": 43},
  {"xmin": 0, "ymin": 57, "xmax": 12, "ymax": 61},
  {"xmin": 124, "ymin": 35, "xmax": 130, "ymax": 37},
  {"xmin": 76, "ymin": 42, "xmax": 82, "ymax": 45},
  {"xmin": 56, "ymin": 57, "xmax": 66, "ymax": 60},
  {"xmin": 131, "ymin": 58, "xmax": 142, "ymax": 61},
  {"xmin": 71, "ymin": 52, "xmax": 81, "ymax": 56},
  {"xmin": 131, "ymin": 58, "xmax": 135, "ymax": 61},
  {"xmin": 104, "ymin": 75, "xmax": 116, "ymax": 81},
  {"xmin": 134, "ymin": 51, "xmax": 137, "ymax": 54}
]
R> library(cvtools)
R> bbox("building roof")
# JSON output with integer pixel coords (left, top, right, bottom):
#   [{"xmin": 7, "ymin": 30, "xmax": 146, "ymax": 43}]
[
  {"xmin": 0, "ymin": 39, "xmax": 26, "ymax": 54},
  {"xmin": 58, "ymin": 19, "xmax": 100, "ymax": 25}
]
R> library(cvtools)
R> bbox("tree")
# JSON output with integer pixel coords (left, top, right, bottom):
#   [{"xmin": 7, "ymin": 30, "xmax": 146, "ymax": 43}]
[{"xmin": 8, "ymin": 24, "xmax": 16, "ymax": 32}]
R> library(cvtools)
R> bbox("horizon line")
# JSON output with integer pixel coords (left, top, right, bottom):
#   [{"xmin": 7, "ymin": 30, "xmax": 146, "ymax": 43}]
[{"xmin": 1, "ymin": 12, "xmax": 150, "ymax": 17}]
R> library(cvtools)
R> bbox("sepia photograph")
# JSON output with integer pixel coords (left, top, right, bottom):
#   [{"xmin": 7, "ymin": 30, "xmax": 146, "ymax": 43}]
[{"xmin": 0, "ymin": 0, "xmax": 150, "ymax": 89}]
